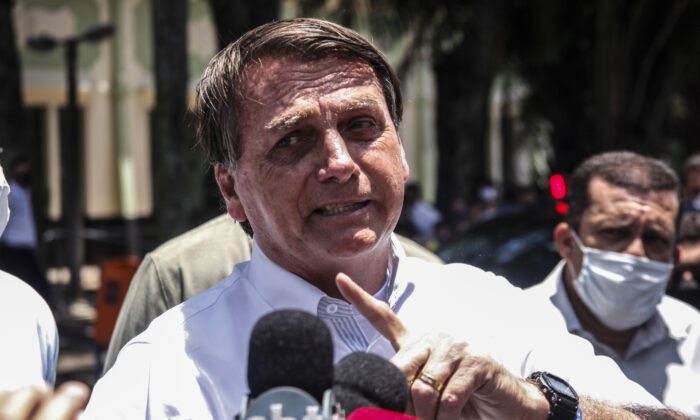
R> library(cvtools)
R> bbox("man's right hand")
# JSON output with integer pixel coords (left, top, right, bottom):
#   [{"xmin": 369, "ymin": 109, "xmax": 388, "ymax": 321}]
[{"xmin": 336, "ymin": 272, "xmax": 550, "ymax": 420}]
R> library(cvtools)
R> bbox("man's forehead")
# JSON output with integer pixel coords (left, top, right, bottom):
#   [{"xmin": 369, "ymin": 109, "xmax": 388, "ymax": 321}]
[
  {"xmin": 241, "ymin": 55, "xmax": 380, "ymax": 103},
  {"xmin": 585, "ymin": 177, "xmax": 679, "ymax": 221}
]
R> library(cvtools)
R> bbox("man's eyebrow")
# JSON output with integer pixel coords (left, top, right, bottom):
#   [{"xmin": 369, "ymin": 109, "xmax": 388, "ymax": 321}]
[
  {"xmin": 342, "ymin": 96, "xmax": 380, "ymax": 111},
  {"xmin": 265, "ymin": 110, "xmax": 313, "ymax": 132},
  {"xmin": 264, "ymin": 97, "xmax": 382, "ymax": 132}
]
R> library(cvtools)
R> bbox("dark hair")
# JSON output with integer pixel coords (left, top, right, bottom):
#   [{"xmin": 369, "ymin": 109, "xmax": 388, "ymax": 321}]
[
  {"xmin": 565, "ymin": 151, "xmax": 679, "ymax": 230},
  {"xmin": 678, "ymin": 211, "xmax": 700, "ymax": 243},
  {"xmin": 682, "ymin": 152, "xmax": 700, "ymax": 181},
  {"xmin": 195, "ymin": 17, "xmax": 402, "ymax": 169}
]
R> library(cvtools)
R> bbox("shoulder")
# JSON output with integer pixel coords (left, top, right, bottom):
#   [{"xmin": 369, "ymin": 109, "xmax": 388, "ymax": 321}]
[
  {"xmin": 395, "ymin": 234, "xmax": 444, "ymax": 264},
  {"xmin": 398, "ymin": 258, "xmax": 522, "ymax": 311},
  {"xmin": 657, "ymin": 295, "xmax": 700, "ymax": 333},
  {"xmin": 402, "ymin": 257, "xmax": 514, "ymax": 289},
  {"xmin": 135, "ymin": 265, "xmax": 254, "ymax": 345},
  {"xmin": 0, "ymin": 271, "xmax": 58, "ymax": 389},
  {"xmin": 0, "ymin": 271, "xmax": 55, "ymax": 329},
  {"xmin": 141, "ymin": 214, "xmax": 253, "ymax": 297},
  {"xmin": 150, "ymin": 214, "xmax": 251, "ymax": 261}
]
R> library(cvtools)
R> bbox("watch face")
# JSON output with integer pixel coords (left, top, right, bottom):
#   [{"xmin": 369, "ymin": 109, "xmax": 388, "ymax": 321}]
[{"xmin": 546, "ymin": 374, "xmax": 577, "ymax": 400}]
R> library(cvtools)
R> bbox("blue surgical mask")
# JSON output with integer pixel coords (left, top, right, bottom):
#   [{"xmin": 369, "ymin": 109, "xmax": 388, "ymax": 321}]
[{"xmin": 568, "ymin": 231, "xmax": 672, "ymax": 331}]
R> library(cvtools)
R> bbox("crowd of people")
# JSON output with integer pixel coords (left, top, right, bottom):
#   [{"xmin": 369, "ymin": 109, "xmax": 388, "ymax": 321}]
[{"xmin": 1, "ymin": 17, "xmax": 700, "ymax": 420}]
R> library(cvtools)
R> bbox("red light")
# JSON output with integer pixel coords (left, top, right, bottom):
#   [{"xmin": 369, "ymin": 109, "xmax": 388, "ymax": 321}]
[
  {"xmin": 549, "ymin": 174, "xmax": 567, "ymax": 199},
  {"xmin": 555, "ymin": 201, "xmax": 569, "ymax": 214}
]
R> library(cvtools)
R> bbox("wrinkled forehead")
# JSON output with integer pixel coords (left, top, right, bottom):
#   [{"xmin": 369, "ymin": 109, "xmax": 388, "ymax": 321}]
[
  {"xmin": 240, "ymin": 55, "xmax": 381, "ymax": 103},
  {"xmin": 586, "ymin": 176, "xmax": 679, "ymax": 222}
]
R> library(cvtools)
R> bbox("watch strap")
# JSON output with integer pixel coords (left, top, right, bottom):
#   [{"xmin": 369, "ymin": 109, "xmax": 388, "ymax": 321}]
[{"xmin": 528, "ymin": 371, "xmax": 580, "ymax": 420}]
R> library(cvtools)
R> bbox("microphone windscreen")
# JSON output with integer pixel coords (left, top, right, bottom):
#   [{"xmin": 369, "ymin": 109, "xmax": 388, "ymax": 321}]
[
  {"xmin": 333, "ymin": 352, "xmax": 409, "ymax": 415},
  {"xmin": 247, "ymin": 309, "xmax": 333, "ymax": 402}
]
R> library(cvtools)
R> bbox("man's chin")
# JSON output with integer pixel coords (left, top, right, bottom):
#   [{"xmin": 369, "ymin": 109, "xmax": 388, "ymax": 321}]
[{"xmin": 320, "ymin": 229, "xmax": 387, "ymax": 258}]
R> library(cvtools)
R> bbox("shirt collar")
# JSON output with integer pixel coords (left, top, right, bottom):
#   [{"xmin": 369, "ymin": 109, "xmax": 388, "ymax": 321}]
[
  {"xmin": 543, "ymin": 261, "xmax": 583, "ymax": 333},
  {"xmin": 246, "ymin": 239, "xmax": 327, "ymax": 313},
  {"xmin": 246, "ymin": 234, "xmax": 408, "ymax": 312}
]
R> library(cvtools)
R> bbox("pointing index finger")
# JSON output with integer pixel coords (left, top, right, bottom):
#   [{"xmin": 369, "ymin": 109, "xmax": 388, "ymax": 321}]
[{"xmin": 335, "ymin": 272, "xmax": 409, "ymax": 350}]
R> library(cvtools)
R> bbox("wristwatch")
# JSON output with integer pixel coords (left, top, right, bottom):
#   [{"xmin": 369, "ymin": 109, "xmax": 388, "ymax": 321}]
[{"xmin": 527, "ymin": 371, "xmax": 580, "ymax": 420}]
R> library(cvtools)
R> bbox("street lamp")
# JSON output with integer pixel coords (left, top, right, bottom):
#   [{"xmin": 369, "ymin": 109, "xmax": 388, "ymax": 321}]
[{"xmin": 27, "ymin": 22, "xmax": 114, "ymax": 300}]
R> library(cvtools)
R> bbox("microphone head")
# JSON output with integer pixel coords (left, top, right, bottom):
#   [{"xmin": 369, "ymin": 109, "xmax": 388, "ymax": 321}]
[
  {"xmin": 247, "ymin": 309, "xmax": 334, "ymax": 402},
  {"xmin": 333, "ymin": 352, "xmax": 409, "ymax": 415}
]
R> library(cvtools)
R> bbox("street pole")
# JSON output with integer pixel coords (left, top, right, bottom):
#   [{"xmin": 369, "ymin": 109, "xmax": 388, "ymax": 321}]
[
  {"xmin": 28, "ymin": 23, "xmax": 113, "ymax": 302},
  {"xmin": 63, "ymin": 39, "xmax": 84, "ymax": 300}
]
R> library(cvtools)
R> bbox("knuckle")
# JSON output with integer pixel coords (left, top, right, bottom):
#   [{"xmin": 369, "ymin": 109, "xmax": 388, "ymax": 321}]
[
  {"xmin": 411, "ymin": 383, "xmax": 435, "ymax": 401},
  {"xmin": 439, "ymin": 392, "xmax": 462, "ymax": 410}
]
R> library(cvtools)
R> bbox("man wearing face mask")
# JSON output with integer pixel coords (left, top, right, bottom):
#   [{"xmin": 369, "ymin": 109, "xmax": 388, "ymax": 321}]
[
  {"xmin": 0, "ymin": 156, "xmax": 49, "ymax": 303},
  {"xmin": 682, "ymin": 153, "xmax": 700, "ymax": 213},
  {"xmin": 526, "ymin": 151, "xmax": 700, "ymax": 418},
  {"xmin": 0, "ymin": 163, "xmax": 59, "ymax": 391}
]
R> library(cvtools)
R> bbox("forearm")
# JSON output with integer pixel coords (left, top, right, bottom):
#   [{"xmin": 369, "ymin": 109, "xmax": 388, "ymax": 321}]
[
  {"xmin": 580, "ymin": 397, "xmax": 692, "ymax": 420},
  {"xmin": 580, "ymin": 397, "xmax": 640, "ymax": 419},
  {"xmin": 623, "ymin": 404, "xmax": 693, "ymax": 420}
]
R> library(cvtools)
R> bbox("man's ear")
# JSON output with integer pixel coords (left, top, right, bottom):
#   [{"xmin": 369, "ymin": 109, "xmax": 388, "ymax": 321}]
[
  {"xmin": 553, "ymin": 222, "xmax": 577, "ymax": 261},
  {"xmin": 215, "ymin": 164, "xmax": 247, "ymax": 222}
]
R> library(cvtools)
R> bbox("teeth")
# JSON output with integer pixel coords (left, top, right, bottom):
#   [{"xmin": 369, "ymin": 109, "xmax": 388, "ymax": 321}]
[{"xmin": 318, "ymin": 202, "xmax": 365, "ymax": 215}]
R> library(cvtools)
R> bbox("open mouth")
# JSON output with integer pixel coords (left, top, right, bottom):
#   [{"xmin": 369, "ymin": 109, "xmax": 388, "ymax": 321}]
[{"xmin": 315, "ymin": 201, "xmax": 369, "ymax": 216}]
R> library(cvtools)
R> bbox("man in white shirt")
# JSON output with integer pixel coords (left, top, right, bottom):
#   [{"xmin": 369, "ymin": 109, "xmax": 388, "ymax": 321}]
[
  {"xmin": 88, "ymin": 18, "xmax": 684, "ymax": 419},
  {"xmin": 0, "ymin": 164, "xmax": 58, "ymax": 392},
  {"xmin": 526, "ymin": 151, "xmax": 700, "ymax": 418}
]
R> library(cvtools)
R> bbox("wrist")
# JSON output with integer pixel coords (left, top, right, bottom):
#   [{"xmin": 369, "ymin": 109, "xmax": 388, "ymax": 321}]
[
  {"xmin": 523, "ymin": 379, "xmax": 552, "ymax": 420},
  {"xmin": 526, "ymin": 371, "xmax": 581, "ymax": 420}
]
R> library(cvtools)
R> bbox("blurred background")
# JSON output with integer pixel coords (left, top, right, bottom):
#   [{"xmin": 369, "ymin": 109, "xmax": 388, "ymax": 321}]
[{"xmin": 1, "ymin": 0, "xmax": 700, "ymax": 389}]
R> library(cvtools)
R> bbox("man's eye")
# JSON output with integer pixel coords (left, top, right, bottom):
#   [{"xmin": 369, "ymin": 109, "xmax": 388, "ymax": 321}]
[
  {"xmin": 601, "ymin": 228, "xmax": 626, "ymax": 239},
  {"xmin": 348, "ymin": 119, "xmax": 375, "ymax": 130},
  {"xmin": 643, "ymin": 233, "xmax": 671, "ymax": 247},
  {"xmin": 275, "ymin": 134, "xmax": 299, "ymax": 149}
]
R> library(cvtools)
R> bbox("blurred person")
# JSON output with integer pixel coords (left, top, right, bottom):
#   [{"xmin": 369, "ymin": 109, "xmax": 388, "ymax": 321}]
[
  {"xmin": 668, "ymin": 212, "xmax": 700, "ymax": 309},
  {"xmin": 526, "ymin": 151, "xmax": 700, "ymax": 418},
  {"xmin": 0, "ymin": 164, "xmax": 58, "ymax": 392},
  {"xmin": 0, "ymin": 156, "xmax": 50, "ymax": 303},
  {"xmin": 473, "ymin": 183, "xmax": 501, "ymax": 221},
  {"xmin": 403, "ymin": 183, "xmax": 442, "ymax": 247},
  {"xmin": 102, "ymin": 214, "xmax": 441, "ymax": 375},
  {"xmin": 682, "ymin": 153, "xmax": 700, "ymax": 212},
  {"xmin": 87, "ymin": 19, "xmax": 671, "ymax": 419}
]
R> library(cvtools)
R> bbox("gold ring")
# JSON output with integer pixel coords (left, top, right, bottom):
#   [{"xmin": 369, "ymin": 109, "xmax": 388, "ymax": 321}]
[{"xmin": 416, "ymin": 371, "xmax": 444, "ymax": 393}]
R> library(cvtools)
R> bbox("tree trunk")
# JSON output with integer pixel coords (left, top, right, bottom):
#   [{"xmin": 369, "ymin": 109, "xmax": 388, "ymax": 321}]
[
  {"xmin": 0, "ymin": 0, "xmax": 24, "ymax": 156},
  {"xmin": 433, "ymin": 0, "xmax": 506, "ymax": 210},
  {"xmin": 152, "ymin": 0, "xmax": 189, "ymax": 241}
]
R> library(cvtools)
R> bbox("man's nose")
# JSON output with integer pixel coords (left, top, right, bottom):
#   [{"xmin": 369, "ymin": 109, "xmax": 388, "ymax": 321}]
[
  {"xmin": 624, "ymin": 237, "xmax": 647, "ymax": 258},
  {"xmin": 317, "ymin": 131, "xmax": 358, "ymax": 183}
]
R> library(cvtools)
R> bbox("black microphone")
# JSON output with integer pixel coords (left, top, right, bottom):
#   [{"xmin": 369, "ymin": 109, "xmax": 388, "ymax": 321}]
[
  {"xmin": 333, "ymin": 352, "xmax": 409, "ymax": 415},
  {"xmin": 243, "ymin": 309, "xmax": 335, "ymax": 419}
]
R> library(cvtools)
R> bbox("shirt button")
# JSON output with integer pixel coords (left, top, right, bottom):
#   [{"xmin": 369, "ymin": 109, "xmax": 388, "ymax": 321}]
[{"xmin": 326, "ymin": 304, "xmax": 338, "ymax": 314}]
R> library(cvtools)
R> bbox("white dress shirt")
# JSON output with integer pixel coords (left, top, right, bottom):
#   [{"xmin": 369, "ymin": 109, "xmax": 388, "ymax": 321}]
[
  {"xmin": 527, "ymin": 261, "xmax": 700, "ymax": 418},
  {"xmin": 86, "ymin": 237, "xmax": 660, "ymax": 419},
  {"xmin": 0, "ymin": 271, "xmax": 58, "ymax": 390}
]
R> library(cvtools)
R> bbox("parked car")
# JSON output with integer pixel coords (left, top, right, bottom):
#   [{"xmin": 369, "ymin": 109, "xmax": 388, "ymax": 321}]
[{"xmin": 437, "ymin": 200, "xmax": 563, "ymax": 288}]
